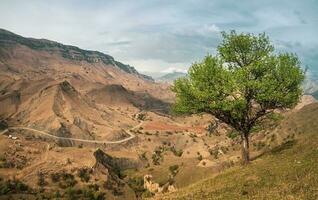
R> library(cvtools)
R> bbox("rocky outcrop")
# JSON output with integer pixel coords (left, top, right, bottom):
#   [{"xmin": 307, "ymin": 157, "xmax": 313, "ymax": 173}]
[
  {"xmin": 143, "ymin": 175, "xmax": 176, "ymax": 194},
  {"xmin": 0, "ymin": 28, "xmax": 153, "ymax": 81},
  {"xmin": 93, "ymin": 148, "xmax": 140, "ymax": 171},
  {"xmin": 294, "ymin": 95, "xmax": 317, "ymax": 110},
  {"xmin": 56, "ymin": 123, "xmax": 74, "ymax": 147}
]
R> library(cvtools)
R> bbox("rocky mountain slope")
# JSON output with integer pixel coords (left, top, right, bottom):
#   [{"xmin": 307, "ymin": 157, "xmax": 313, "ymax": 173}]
[{"xmin": 0, "ymin": 29, "xmax": 173, "ymax": 140}]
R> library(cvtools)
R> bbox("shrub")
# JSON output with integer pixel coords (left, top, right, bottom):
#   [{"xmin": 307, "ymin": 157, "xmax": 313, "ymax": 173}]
[
  {"xmin": 0, "ymin": 179, "xmax": 29, "ymax": 195},
  {"xmin": 103, "ymin": 176, "xmax": 123, "ymax": 196},
  {"xmin": 170, "ymin": 146, "xmax": 183, "ymax": 157},
  {"xmin": 227, "ymin": 130, "xmax": 239, "ymax": 139},
  {"xmin": 58, "ymin": 172, "xmax": 77, "ymax": 188},
  {"xmin": 209, "ymin": 148, "xmax": 219, "ymax": 159},
  {"xmin": 169, "ymin": 165, "xmax": 179, "ymax": 176},
  {"xmin": 77, "ymin": 168, "xmax": 91, "ymax": 182},
  {"xmin": 37, "ymin": 171, "xmax": 47, "ymax": 187},
  {"xmin": 141, "ymin": 189, "xmax": 154, "ymax": 198},
  {"xmin": 139, "ymin": 152, "xmax": 148, "ymax": 161},
  {"xmin": 127, "ymin": 176, "xmax": 145, "ymax": 198},
  {"xmin": 50, "ymin": 172, "xmax": 61, "ymax": 183}
]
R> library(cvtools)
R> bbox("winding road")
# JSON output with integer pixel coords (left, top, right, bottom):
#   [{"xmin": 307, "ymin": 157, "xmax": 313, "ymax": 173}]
[{"xmin": 0, "ymin": 122, "xmax": 142, "ymax": 144}]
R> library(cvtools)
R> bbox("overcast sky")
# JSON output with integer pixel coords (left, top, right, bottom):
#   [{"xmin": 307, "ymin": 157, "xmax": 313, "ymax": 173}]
[{"xmin": 0, "ymin": 0, "xmax": 318, "ymax": 77}]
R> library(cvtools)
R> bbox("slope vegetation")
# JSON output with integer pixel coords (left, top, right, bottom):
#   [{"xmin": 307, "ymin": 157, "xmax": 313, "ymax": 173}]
[{"xmin": 156, "ymin": 103, "xmax": 318, "ymax": 200}]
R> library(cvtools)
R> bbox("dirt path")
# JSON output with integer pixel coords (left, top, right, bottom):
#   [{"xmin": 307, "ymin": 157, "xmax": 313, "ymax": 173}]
[{"xmin": 0, "ymin": 122, "xmax": 143, "ymax": 144}]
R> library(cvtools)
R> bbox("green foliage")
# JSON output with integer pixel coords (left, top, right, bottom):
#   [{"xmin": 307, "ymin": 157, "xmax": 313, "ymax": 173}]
[
  {"xmin": 172, "ymin": 31, "xmax": 304, "ymax": 163},
  {"xmin": 170, "ymin": 146, "xmax": 183, "ymax": 157},
  {"xmin": 141, "ymin": 189, "xmax": 154, "ymax": 198},
  {"xmin": 77, "ymin": 168, "xmax": 91, "ymax": 182},
  {"xmin": 103, "ymin": 175, "xmax": 123, "ymax": 196},
  {"xmin": 127, "ymin": 176, "xmax": 144, "ymax": 193},
  {"xmin": 137, "ymin": 112, "xmax": 146, "ymax": 120},
  {"xmin": 58, "ymin": 172, "xmax": 77, "ymax": 189},
  {"xmin": 169, "ymin": 165, "xmax": 179, "ymax": 176},
  {"xmin": 37, "ymin": 171, "xmax": 47, "ymax": 187},
  {"xmin": 139, "ymin": 151, "xmax": 148, "ymax": 161},
  {"xmin": 227, "ymin": 130, "xmax": 239, "ymax": 139},
  {"xmin": 50, "ymin": 172, "xmax": 61, "ymax": 183},
  {"xmin": 82, "ymin": 187, "xmax": 105, "ymax": 200},
  {"xmin": 0, "ymin": 179, "xmax": 29, "ymax": 195},
  {"xmin": 173, "ymin": 31, "xmax": 304, "ymax": 134},
  {"xmin": 152, "ymin": 146, "xmax": 165, "ymax": 165}
]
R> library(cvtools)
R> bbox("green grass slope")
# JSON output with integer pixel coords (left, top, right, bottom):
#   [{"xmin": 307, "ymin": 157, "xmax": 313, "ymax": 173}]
[{"xmin": 156, "ymin": 103, "xmax": 318, "ymax": 200}]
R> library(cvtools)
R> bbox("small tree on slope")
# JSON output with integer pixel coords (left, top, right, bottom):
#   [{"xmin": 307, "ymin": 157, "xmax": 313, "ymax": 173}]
[{"xmin": 172, "ymin": 31, "xmax": 304, "ymax": 164}]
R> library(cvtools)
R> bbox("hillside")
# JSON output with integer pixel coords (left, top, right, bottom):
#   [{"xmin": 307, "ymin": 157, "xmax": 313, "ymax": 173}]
[
  {"xmin": 0, "ymin": 29, "xmax": 317, "ymax": 200},
  {"xmin": 0, "ymin": 29, "xmax": 173, "ymax": 139},
  {"xmin": 0, "ymin": 29, "xmax": 152, "ymax": 81},
  {"xmin": 155, "ymin": 103, "xmax": 318, "ymax": 200}
]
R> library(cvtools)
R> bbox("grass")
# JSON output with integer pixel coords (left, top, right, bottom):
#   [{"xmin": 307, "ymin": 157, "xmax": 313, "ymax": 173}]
[{"xmin": 155, "ymin": 103, "xmax": 318, "ymax": 200}]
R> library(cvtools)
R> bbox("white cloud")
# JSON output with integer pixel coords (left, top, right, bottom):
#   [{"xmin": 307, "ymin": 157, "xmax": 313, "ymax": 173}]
[
  {"xmin": 162, "ymin": 67, "xmax": 188, "ymax": 73},
  {"xmin": 0, "ymin": 0, "xmax": 317, "ymax": 76}
]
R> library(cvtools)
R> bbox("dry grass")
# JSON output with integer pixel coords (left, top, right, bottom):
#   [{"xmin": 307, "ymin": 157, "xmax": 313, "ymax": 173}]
[{"xmin": 155, "ymin": 103, "xmax": 318, "ymax": 200}]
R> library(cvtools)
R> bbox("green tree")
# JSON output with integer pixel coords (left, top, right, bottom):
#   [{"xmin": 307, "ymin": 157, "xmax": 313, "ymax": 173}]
[{"xmin": 172, "ymin": 31, "xmax": 304, "ymax": 164}]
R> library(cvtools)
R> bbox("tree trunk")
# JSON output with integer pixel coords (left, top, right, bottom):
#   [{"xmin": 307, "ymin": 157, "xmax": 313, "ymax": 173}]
[{"xmin": 241, "ymin": 133, "xmax": 250, "ymax": 165}]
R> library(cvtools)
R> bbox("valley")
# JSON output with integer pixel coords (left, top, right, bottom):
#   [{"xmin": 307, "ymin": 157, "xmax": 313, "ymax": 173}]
[{"xmin": 0, "ymin": 29, "xmax": 317, "ymax": 200}]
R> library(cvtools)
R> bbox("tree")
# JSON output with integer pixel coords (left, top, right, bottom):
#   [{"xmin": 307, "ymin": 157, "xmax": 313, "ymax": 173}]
[{"xmin": 172, "ymin": 31, "xmax": 304, "ymax": 164}]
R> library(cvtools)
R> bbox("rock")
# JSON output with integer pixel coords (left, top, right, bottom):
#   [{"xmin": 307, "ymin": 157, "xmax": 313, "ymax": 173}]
[
  {"xmin": 294, "ymin": 95, "xmax": 317, "ymax": 110},
  {"xmin": 93, "ymin": 148, "xmax": 140, "ymax": 171},
  {"xmin": 167, "ymin": 185, "xmax": 177, "ymax": 192},
  {"xmin": 144, "ymin": 175, "xmax": 162, "ymax": 193}
]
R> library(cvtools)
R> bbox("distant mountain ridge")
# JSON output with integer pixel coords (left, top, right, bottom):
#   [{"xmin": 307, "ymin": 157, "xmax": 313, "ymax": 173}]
[
  {"xmin": 0, "ymin": 28, "xmax": 153, "ymax": 81},
  {"xmin": 157, "ymin": 71, "xmax": 187, "ymax": 82}
]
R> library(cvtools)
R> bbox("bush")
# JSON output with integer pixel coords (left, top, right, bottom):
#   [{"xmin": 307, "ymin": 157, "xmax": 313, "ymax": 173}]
[
  {"xmin": 77, "ymin": 168, "xmax": 91, "ymax": 182},
  {"xmin": 169, "ymin": 165, "xmax": 179, "ymax": 176},
  {"xmin": 170, "ymin": 146, "xmax": 183, "ymax": 157},
  {"xmin": 37, "ymin": 171, "xmax": 47, "ymax": 187},
  {"xmin": 227, "ymin": 130, "xmax": 239, "ymax": 139},
  {"xmin": 50, "ymin": 172, "xmax": 61, "ymax": 183},
  {"xmin": 82, "ymin": 187, "xmax": 105, "ymax": 200},
  {"xmin": 58, "ymin": 172, "xmax": 77, "ymax": 189},
  {"xmin": 141, "ymin": 189, "xmax": 154, "ymax": 198},
  {"xmin": 209, "ymin": 148, "xmax": 219, "ymax": 159},
  {"xmin": 0, "ymin": 179, "xmax": 29, "ymax": 195},
  {"xmin": 103, "ymin": 175, "xmax": 123, "ymax": 196},
  {"xmin": 137, "ymin": 113, "xmax": 146, "ymax": 120},
  {"xmin": 127, "ymin": 176, "xmax": 145, "ymax": 198},
  {"xmin": 139, "ymin": 152, "xmax": 148, "ymax": 161}
]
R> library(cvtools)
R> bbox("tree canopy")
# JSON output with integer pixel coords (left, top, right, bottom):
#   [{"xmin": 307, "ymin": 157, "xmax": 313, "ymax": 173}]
[{"xmin": 172, "ymin": 31, "xmax": 304, "ymax": 164}]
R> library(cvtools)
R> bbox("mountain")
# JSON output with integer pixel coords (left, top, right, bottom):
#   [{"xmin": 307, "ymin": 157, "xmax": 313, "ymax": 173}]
[
  {"xmin": 157, "ymin": 72, "xmax": 187, "ymax": 83},
  {"xmin": 0, "ymin": 29, "xmax": 153, "ymax": 81},
  {"xmin": 1, "ymin": 28, "xmax": 317, "ymax": 200},
  {"xmin": 303, "ymin": 78, "xmax": 318, "ymax": 99},
  {"xmin": 0, "ymin": 28, "xmax": 173, "ymax": 139}
]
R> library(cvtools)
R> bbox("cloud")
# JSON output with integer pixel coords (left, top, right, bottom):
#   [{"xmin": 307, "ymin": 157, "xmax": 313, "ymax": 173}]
[
  {"xmin": 162, "ymin": 67, "xmax": 188, "ymax": 74},
  {"xmin": 0, "ymin": 0, "xmax": 317, "ymax": 76},
  {"xmin": 105, "ymin": 41, "xmax": 132, "ymax": 46}
]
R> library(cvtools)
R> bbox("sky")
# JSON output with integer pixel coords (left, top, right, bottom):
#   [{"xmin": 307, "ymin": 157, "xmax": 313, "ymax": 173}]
[{"xmin": 0, "ymin": 0, "xmax": 318, "ymax": 77}]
